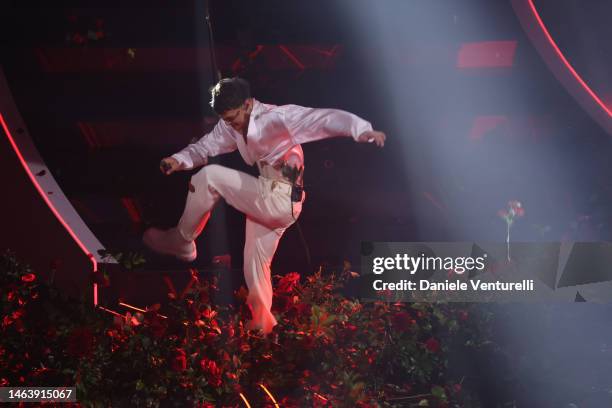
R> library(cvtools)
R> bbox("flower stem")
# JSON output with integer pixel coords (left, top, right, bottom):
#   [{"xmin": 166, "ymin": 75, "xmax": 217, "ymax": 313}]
[{"xmin": 506, "ymin": 223, "xmax": 511, "ymax": 262}]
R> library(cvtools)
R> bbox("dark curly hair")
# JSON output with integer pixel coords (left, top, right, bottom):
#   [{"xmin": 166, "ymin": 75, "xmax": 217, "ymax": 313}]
[{"xmin": 209, "ymin": 77, "xmax": 251, "ymax": 115}]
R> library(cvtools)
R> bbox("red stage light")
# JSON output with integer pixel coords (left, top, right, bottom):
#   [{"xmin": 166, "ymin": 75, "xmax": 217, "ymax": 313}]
[
  {"xmin": 457, "ymin": 41, "xmax": 517, "ymax": 68},
  {"xmin": 526, "ymin": 0, "xmax": 612, "ymax": 118}
]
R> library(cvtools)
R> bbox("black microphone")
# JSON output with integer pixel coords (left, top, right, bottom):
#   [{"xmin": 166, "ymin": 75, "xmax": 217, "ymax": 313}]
[{"xmin": 160, "ymin": 160, "xmax": 172, "ymax": 174}]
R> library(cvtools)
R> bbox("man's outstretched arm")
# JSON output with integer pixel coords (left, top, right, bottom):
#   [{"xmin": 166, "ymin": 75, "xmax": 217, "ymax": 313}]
[
  {"xmin": 281, "ymin": 105, "xmax": 386, "ymax": 148},
  {"xmin": 160, "ymin": 121, "xmax": 237, "ymax": 175}
]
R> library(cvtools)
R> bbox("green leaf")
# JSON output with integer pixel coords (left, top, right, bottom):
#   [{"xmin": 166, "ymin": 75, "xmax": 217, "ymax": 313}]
[{"xmin": 431, "ymin": 385, "xmax": 446, "ymax": 400}]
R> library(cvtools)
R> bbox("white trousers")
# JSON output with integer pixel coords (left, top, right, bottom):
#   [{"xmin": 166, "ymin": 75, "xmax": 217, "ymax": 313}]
[{"xmin": 177, "ymin": 164, "xmax": 304, "ymax": 333}]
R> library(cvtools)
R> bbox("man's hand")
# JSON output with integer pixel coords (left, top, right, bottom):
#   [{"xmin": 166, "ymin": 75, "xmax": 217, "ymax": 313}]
[
  {"xmin": 160, "ymin": 157, "xmax": 181, "ymax": 175},
  {"xmin": 357, "ymin": 130, "xmax": 386, "ymax": 147}
]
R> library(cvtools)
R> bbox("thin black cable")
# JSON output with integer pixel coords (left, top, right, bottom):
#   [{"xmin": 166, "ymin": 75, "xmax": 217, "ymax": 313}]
[
  {"xmin": 204, "ymin": 2, "xmax": 312, "ymax": 270},
  {"xmin": 291, "ymin": 192, "xmax": 312, "ymax": 269},
  {"xmin": 204, "ymin": 0, "xmax": 221, "ymax": 83},
  {"xmin": 294, "ymin": 215, "xmax": 312, "ymax": 270}
]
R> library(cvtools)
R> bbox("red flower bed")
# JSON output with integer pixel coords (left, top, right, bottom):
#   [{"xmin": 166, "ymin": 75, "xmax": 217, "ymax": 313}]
[{"xmin": 0, "ymin": 251, "xmax": 489, "ymax": 406}]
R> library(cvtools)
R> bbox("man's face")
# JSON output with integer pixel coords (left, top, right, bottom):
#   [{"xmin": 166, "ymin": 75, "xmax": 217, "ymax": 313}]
[{"xmin": 221, "ymin": 99, "xmax": 252, "ymax": 133}]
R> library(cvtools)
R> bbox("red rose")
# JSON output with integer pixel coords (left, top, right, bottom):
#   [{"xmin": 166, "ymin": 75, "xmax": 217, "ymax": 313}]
[
  {"xmin": 203, "ymin": 332, "xmax": 219, "ymax": 343},
  {"xmin": 221, "ymin": 351, "xmax": 231, "ymax": 362},
  {"xmin": 345, "ymin": 323, "xmax": 358, "ymax": 333},
  {"xmin": 11, "ymin": 310, "xmax": 24, "ymax": 320},
  {"xmin": 171, "ymin": 348, "xmax": 187, "ymax": 372},
  {"xmin": 507, "ymin": 201, "xmax": 525, "ymax": 217},
  {"xmin": 21, "ymin": 274, "xmax": 36, "ymax": 283},
  {"xmin": 277, "ymin": 272, "xmax": 300, "ymax": 294},
  {"xmin": 201, "ymin": 308, "xmax": 217, "ymax": 320},
  {"xmin": 32, "ymin": 366, "xmax": 51, "ymax": 378},
  {"xmin": 508, "ymin": 200, "xmax": 521, "ymax": 210},
  {"xmin": 200, "ymin": 359, "xmax": 222, "ymax": 387},
  {"xmin": 424, "ymin": 337, "xmax": 440, "ymax": 353}
]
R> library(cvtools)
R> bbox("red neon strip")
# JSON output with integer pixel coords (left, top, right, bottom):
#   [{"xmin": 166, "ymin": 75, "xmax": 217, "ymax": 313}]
[
  {"xmin": 34, "ymin": 48, "xmax": 52, "ymax": 72},
  {"xmin": 249, "ymin": 45, "xmax": 264, "ymax": 59},
  {"xmin": 78, "ymin": 121, "xmax": 103, "ymax": 149},
  {"xmin": 86, "ymin": 122, "xmax": 102, "ymax": 148},
  {"xmin": 231, "ymin": 57, "xmax": 243, "ymax": 73},
  {"xmin": 120, "ymin": 197, "xmax": 142, "ymax": 223},
  {"xmin": 422, "ymin": 191, "xmax": 447, "ymax": 213},
  {"xmin": 77, "ymin": 122, "xmax": 96, "ymax": 148},
  {"xmin": 528, "ymin": 0, "xmax": 612, "ymax": 118},
  {"xmin": 278, "ymin": 45, "xmax": 305, "ymax": 70},
  {"xmin": 307, "ymin": 45, "xmax": 339, "ymax": 57},
  {"xmin": 0, "ymin": 113, "xmax": 98, "ymax": 297}
]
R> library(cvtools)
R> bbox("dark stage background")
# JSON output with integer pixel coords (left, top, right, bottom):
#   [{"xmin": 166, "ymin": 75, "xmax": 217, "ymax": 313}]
[
  {"xmin": 2, "ymin": 0, "xmax": 612, "ymax": 273},
  {"xmin": 4, "ymin": 1, "xmax": 612, "ymax": 405}
]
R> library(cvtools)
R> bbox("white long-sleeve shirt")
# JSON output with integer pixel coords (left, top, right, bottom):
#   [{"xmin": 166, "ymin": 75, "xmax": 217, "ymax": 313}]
[{"xmin": 171, "ymin": 99, "xmax": 373, "ymax": 174}]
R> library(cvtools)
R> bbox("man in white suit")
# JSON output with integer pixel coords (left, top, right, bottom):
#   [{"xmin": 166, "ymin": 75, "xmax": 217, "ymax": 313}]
[{"xmin": 144, "ymin": 77, "xmax": 385, "ymax": 333}]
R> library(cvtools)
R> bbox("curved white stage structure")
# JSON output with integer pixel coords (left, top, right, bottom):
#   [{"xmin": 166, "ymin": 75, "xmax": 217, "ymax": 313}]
[{"xmin": 0, "ymin": 67, "xmax": 114, "ymax": 303}]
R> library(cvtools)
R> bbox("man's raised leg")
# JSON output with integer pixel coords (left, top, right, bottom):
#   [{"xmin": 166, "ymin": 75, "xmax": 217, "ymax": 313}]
[
  {"xmin": 144, "ymin": 164, "xmax": 261, "ymax": 261},
  {"xmin": 144, "ymin": 163, "xmax": 296, "ymax": 333}
]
